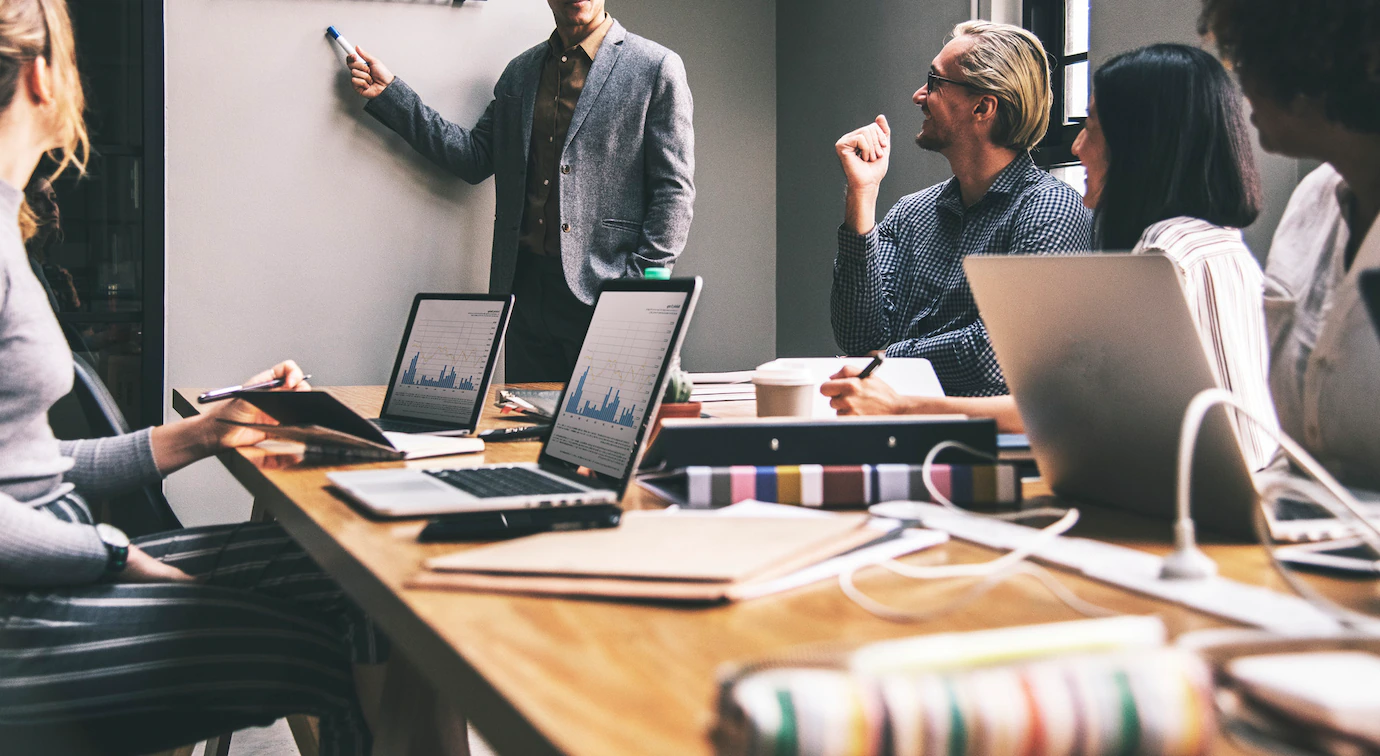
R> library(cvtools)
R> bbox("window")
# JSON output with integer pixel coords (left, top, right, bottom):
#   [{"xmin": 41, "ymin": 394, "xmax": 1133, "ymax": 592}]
[{"xmin": 1024, "ymin": 0, "xmax": 1090, "ymax": 179}]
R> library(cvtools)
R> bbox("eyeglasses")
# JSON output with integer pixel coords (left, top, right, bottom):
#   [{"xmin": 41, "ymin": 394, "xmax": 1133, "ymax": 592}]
[{"xmin": 927, "ymin": 71, "xmax": 989, "ymax": 94}]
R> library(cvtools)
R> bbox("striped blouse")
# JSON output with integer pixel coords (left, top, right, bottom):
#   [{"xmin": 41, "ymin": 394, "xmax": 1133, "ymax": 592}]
[{"xmin": 1132, "ymin": 217, "xmax": 1279, "ymax": 471}]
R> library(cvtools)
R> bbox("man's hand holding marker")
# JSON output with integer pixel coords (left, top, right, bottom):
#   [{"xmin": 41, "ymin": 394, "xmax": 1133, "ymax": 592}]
[{"xmin": 327, "ymin": 26, "xmax": 394, "ymax": 99}]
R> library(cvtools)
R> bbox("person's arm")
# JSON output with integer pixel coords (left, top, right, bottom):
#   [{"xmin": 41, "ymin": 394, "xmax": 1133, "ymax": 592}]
[
  {"xmin": 831, "ymin": 116, "xmax": 899, "ymax": 355},
  {"xmin": 0, "ymin": 491, "xmax": 107, "ymax": 586},
  {"xmin": 831, "ymin": 213, "xmax": 906, "ymax": 356},
  {"xmin": 819, "ymin": 366, "xmax": 1024, "ymax": 431},
  {"xmin": 1151, "ymin": 232, "xmax": 1279, "ymax": 472},
  {"xmin": 879, "ymin": 183, "xmax": 1092, "ymax": 397},
  {"xmin": 632, "ymin": 52, "xmax": 695, "ymax": 275},
  {"xmin": 352, "ymin": 47, "xmax": 497, "ymax": 185},
  {"xmin": 1009, "ymin": 183, "xmax": 1095, "ymax": 255},
  {"xmin": 0, "ymin": 491, "xmax": 194, "ymax": 586},
  {"xmin": 878, "ymin": 319, "xmax": 1007, "ymax": 397},
  {"xmin": 59, "ymin": 362, "xmax": 311, "ymax": 493}
]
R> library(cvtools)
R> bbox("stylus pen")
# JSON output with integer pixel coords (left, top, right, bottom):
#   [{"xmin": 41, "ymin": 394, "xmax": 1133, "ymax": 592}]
[
  {"xmin": 197, "ymin": 374, "xmax": 312, "ymax": 404},
  {"xmin": 856, "ymin": 355, "xmax": 884, "ymax": 380}
]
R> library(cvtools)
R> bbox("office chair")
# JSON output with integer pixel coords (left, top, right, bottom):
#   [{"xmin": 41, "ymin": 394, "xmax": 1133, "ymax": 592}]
[{"xmin": 47, "ymin": 353, "xmax": 183, "ymax": 537}]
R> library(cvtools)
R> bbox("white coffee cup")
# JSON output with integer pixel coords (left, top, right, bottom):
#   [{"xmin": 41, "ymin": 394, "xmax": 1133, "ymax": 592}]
[{"xmin": 752, "ymin": 366, "xmax": 816, "ymax": 417}]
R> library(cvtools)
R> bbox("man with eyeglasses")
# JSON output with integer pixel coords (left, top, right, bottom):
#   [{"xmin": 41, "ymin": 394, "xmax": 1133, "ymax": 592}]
[{"xmin": 829, "ymin": 21, "xmax": 1092, "ymax": 398}]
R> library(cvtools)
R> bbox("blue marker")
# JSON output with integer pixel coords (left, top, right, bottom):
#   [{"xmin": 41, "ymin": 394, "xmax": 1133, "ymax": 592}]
[{"xmin": 326, "ymin": 26, "xmax": 361, "ymax": 69}]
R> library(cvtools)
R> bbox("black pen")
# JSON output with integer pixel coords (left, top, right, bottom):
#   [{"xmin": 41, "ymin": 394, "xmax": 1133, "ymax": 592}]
[
  {"xmin": 197, "ymin": 374, "xmax": 312, "ymax": 404},
  {"xmin": 856, "ymin": 355, "xmax": 884, "ymax": 380}
]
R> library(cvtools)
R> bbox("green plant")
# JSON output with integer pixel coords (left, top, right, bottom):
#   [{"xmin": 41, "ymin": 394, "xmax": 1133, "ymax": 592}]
[{"xmin": 663, "ymin": 361, "xmax": 694, "ymax": 403}]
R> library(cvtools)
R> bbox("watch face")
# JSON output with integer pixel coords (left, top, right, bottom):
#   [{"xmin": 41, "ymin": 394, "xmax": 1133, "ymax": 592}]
[
  {"xmin": 97, "ymin": 523, "xmax": 130, "ymax": 549},
  {"xmin": 96, "ymin": 524, "xmax": 130, "ymax": 573}
]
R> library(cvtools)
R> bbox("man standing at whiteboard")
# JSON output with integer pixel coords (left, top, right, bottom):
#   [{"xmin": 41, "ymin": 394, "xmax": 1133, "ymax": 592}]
[{"xmin": 347, "ymin": 0, "xmax": 695, "ymax": 381}]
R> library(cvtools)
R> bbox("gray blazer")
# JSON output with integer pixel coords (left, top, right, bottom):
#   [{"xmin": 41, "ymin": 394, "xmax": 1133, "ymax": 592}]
[{"xmin": 365, "ymin": 21, "xmax": 695, "ymax": 305}]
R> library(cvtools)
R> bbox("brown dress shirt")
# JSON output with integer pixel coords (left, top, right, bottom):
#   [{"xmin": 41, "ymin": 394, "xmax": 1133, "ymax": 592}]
[{"xmin": 518, "ymin": 15, "xmax": 615, "ymax": 259}]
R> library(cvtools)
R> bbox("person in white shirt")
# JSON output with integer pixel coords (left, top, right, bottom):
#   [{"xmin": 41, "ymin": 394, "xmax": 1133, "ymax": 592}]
[
  {"xmin": 823, "ymin": 43, "xmax": 1279, "ymax": 471},
  {"xmin": 1201, "ymin": 0, "xmax": 1380, "ymax": 491}
]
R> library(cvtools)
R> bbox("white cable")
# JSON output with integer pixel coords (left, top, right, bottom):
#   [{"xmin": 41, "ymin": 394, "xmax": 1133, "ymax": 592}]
[
  {"xmin": 1176, "ymin": 390, "xmax": 1380, "ymax": 559},
  {"xmin": 839, "ymin": 507, "xmax": 1120, "ymax": 622},
  {"xmin": 1176, "ymin": 388, "xmax": 1380, "ymax": 630},
  {"xmin": 920, "ymin": 440, "xmax": 994, "ymax": 510},
  {"xmin": 837, "ymin": 442, "xmax": 1100, "ymax": 623},
  {"xmin": 876, "ymin": 509, "xmax": 1080, "ymax": 579},
  {"xmin": 921, "ymin": 439, "xmax": 1070, "ymax": 521},
  {"xmin": 840, "ymin": 560, "xmax": 1119, "ymax": 623}
]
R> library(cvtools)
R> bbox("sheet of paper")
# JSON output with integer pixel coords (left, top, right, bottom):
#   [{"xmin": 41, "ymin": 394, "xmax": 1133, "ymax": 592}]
[
  {"xmin": 757, "ymin": 357, "xmax": 945, "ymax": 418},
  {"xmin": 382, "ymin": 431, "xmax": 484, "ymax": 459}
]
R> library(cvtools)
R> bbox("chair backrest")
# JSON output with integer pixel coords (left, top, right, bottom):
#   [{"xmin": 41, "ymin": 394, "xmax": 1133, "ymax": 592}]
[{"xmin": 48, "ymin": 353, "xmax": 182, "ymax": 536}]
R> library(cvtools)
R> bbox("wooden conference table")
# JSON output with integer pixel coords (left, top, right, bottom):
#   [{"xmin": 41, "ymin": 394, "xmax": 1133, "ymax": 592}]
[{"xmin": 173, "ymin": 384, "xmax": 1372, "ymax": 756}]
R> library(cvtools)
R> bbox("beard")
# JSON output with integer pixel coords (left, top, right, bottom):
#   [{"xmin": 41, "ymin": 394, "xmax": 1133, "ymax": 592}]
[
  {"xmin": 915, "ymin": 128, "xmax": 948, "ymax": 152},
  {"xmin": 915, "ymin": 114, "xmax": 948, "ymax": 152}
]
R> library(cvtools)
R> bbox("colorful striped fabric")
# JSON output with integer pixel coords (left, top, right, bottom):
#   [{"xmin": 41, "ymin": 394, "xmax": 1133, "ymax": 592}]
[
  {"xmin": 684, "ymin": 464, "xmax": 1021, "ymax": 509},
  {"xmin": 714, "ymin": 649, "xmax": 1216, "ymax": 756}
]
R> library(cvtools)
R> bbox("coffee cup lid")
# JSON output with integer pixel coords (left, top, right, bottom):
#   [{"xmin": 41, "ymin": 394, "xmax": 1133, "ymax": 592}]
[{"xmin": 752, "ymin": 366, "xmax": 814, "ymax": 386}]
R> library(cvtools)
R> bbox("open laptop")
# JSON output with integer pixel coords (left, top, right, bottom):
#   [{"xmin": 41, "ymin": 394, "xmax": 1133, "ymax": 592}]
[
  {"xmin": 329, "ymin": 277, "xmax": 702, "ymax": 517},
  {"xmin": 965, "ymin": 253, "xmax": 1259, "ymax": 538},
  {"xmin": 371, "ymin": 293, "xmax": 514, "ymax": 436}
]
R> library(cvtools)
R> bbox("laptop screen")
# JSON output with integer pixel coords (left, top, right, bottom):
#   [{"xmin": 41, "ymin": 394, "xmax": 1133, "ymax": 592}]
[
  {"xmin": 543, "ymin": 284, "xmax": 697, "ymax": 481},
  {"xmin": 380, "ymin": 295, "xmax": 512, "ymax": 429}
]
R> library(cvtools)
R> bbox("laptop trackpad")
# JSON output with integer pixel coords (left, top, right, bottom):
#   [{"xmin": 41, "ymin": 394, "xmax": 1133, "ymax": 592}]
[{"xmin": 348, "ymin": 476, "xmax": 475, "ymax": 502}]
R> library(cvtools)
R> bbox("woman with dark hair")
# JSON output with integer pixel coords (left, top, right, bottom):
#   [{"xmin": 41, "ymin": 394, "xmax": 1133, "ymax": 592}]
[
  {"xmin": 1201, "ymin": 0, "xmax": 1380, "ymax": 492},
  {"xmin": 1075, "ymin": 43, "xmax": 1277, "ymax": 469},
  {"xmin": 823, "ymin": 43, "xmax": 1278, "ymax": 471}
]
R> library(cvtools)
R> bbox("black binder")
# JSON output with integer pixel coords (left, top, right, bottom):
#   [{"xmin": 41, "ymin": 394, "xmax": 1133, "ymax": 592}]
[{"xmin": 639, "ymin": 415, "xmax": 997, "ymax": 470}]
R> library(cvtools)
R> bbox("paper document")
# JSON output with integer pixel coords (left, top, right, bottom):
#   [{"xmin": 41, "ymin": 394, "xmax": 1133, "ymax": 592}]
[{"xmin": 757, "ymin": 357, "xmax": 945, "ymax": 418}]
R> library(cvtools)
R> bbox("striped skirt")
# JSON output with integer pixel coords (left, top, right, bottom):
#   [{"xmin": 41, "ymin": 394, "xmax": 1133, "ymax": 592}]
[{"xmin": 0, "ymin": 493, "xmax": 388, "ymax": 756}]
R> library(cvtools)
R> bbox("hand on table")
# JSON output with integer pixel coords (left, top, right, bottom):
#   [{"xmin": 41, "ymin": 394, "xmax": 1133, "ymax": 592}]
[{"xmin": 349, "ymin": 46, "xmax": 395, "ymax": 99}]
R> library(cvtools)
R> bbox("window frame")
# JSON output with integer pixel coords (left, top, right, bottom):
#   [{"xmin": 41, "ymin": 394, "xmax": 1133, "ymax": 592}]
[{"xmin": 1024, "ymin": 0, "xmax": 1088, "ymax": 168}]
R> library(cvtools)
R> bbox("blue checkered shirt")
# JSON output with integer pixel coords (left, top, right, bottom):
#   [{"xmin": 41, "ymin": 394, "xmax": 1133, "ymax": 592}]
[{"xmin": 831, "ymin": 152, "xmax": 1093, "ymax": 397}]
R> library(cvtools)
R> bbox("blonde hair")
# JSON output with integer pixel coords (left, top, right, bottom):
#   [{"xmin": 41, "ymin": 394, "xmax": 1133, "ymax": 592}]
[
  {"xmin": 949, "ymin": 20, "xmax": 1052, "ymax": 151},
  {"xmin": 0, "ymin": 0, "xmax": 88, "ymax": 240}
]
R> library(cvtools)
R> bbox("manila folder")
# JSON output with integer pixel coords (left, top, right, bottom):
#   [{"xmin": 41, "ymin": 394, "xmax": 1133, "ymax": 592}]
[{"xmin": 416, "ymin": 510, "xmax": 872, "ymax": 598}]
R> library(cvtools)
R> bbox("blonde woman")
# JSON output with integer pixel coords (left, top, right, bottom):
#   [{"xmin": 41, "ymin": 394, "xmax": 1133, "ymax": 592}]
[{"xmin": 0, "ymin": 1, "xmax": 384, "ymax": 753}]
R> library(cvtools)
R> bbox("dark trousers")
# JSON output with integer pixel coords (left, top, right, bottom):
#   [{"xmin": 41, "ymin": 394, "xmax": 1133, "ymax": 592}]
[
  {"xmin": 0, "ymin": 494, "xmax": 384, "ymax": 756},
  {"xmin": 506, "ymin": 252, "xmax": 595, "ymax": 383}
]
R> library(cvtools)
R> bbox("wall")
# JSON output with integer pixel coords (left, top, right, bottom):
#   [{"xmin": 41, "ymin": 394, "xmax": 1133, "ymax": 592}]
[
  {"xmin": 164, "ymin": 0, "xmax": 778, "ymax": 525},
  {"xmin": 1088, "ymin": 0, "xmax": 1301, "ymax": 261},
  {"xmin": 776, "ymin": 0, "xmax": 972, "ymax": 358},
  {"xmin": 612, "ymin": 0, "xmax": 778, "ymax": 373}
]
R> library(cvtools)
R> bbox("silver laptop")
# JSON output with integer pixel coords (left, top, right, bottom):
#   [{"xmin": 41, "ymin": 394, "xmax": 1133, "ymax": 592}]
[
  {"xmin": 965, "ymin": 253, "xmax": 1258, "ymax": 538},
  {"xmin": 371, "ymin": 293, "xmax": 514, "ymax": 436},
  {"xmin": 329, "ymin": 277, "xmax": 702, "ymax": 517}
]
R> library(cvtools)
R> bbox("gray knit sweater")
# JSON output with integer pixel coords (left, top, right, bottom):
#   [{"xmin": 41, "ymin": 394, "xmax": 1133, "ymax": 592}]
[{"xmin": 0, "ymin": 180, "xmax": 162, "ymax": 587}]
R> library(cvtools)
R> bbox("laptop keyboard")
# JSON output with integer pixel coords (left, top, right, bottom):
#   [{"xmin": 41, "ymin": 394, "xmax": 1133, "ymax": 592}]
[{"xmin": 425, "ymin": 467, "xmax": 586, "ymax": 499}]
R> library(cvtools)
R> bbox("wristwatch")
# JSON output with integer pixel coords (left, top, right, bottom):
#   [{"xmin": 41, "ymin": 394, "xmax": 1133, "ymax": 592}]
[{"xmin": 95, "ymin": 523, "xmax": 130, "ymax": 574}]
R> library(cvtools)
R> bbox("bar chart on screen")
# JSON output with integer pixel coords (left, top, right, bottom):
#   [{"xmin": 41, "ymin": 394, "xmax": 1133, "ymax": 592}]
[
  {"xmin": 545, "ymin": 291, "xmax": 687, "ymax": 476},
  {"xmin": 387, "ymin": 300, "xmax": 505, "ymax": 423}
]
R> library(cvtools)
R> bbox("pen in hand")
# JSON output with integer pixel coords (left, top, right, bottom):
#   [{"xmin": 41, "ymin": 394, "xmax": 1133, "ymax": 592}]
[
  {"xmin": 197, "ymin": 374, "xmax": 312, "ymax": 404},
  {"xmin": 855, "ymin": 355, "xmax": 884, "ymax": 380}
]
